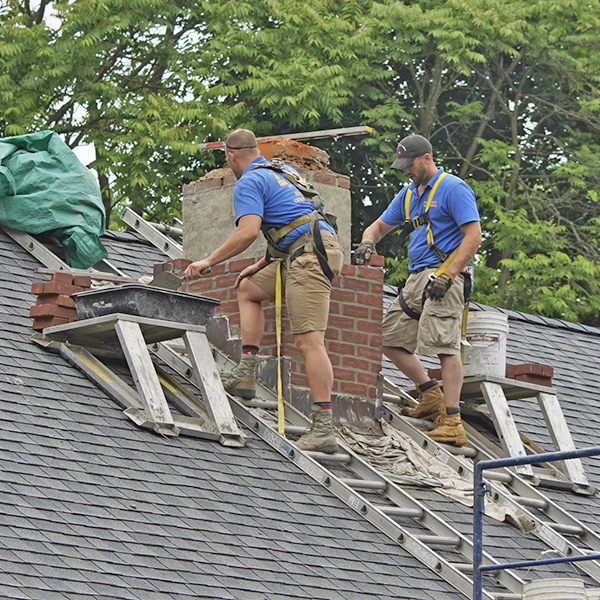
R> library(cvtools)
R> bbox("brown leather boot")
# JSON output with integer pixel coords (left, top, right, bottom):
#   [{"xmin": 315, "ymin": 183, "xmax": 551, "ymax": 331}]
[
  {"xmin": 401, "ymin": 379, "xmax": 445, "ymax": 421},
  {"xmin": 426, "ymin": 406, "xmax": 468, "ymax": 446}
]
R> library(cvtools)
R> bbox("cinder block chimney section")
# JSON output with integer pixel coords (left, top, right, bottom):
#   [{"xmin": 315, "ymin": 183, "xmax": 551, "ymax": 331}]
[{"xmin": 180, "ymin": 138, "xmax": 384, "ymax": 430}]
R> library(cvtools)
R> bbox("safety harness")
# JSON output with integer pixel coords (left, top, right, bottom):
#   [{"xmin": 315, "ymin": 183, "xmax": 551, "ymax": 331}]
[
  {"xmin": 247, "ymin": 158, "xmax": 338, "ymax": 282},
  {"xmin": 389, "ymin": 172, "xmax": 472, "ymax": 337}
]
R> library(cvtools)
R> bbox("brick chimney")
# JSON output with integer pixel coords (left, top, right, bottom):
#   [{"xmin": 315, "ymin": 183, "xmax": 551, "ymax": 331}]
[{"xmin": 179, "ymin": 138, "xmax": 384, "ymax": 430}]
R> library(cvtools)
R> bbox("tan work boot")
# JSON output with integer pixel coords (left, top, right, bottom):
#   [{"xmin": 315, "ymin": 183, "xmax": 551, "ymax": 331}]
[
  {"xmin": 426, "ymin": 406, "xmax": 468, "ymax": 446},
  {"xmin": 295, "ymin": 405, "xmax": 338, "ymax": 454},
  {"xmin": 222, "ymin": 353, "xmax": 258, "ymax": 399},
  {"xmin": 401, "ymin": 379, "xmax": 445, "ymax": 421}
]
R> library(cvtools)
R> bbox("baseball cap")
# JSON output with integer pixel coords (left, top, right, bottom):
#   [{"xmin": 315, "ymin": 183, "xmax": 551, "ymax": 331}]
[{"xmin": 390, "ymin": 134, "xmax": 432, "ymax": 170}]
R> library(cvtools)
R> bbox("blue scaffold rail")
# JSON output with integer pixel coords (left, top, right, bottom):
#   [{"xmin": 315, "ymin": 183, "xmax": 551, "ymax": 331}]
[{"xmin": 473, "ymin": 446, "xmax": 600, "ymax": 600}]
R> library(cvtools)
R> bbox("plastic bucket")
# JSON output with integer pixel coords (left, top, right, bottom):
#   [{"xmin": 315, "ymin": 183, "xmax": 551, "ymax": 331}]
[
  {"xmin": 586, "ymin": 588, "xmax": 600, "ymax": 600},
  {"xmin": 462, "ymin": 311, "xmax": 509, "ymax": 378},
  {"xmin": 522, "ymin": 578, "xmax": 586, "ymax": 600}
]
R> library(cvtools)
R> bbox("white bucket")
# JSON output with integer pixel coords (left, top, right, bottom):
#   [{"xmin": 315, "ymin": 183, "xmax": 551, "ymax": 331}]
[
  {"xmin": 586, "ymin": 588, "xmax": 600, "ymax": 600},
  {"xmin": 462, "ymin": 311, "xmax": 509, "ymax": 378},
  {"xmin": 522, "ymin": 578, "xmax": 586, "ymax": 600}
]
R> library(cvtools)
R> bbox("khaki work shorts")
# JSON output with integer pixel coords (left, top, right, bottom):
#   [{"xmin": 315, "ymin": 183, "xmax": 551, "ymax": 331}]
[
  {"xmin": 248, "ymin": 235, "xmax": 345, "ymax": 335},
  {"xmin": 382, "ymin": 267, "xmax": 466, "ymax": 356}
]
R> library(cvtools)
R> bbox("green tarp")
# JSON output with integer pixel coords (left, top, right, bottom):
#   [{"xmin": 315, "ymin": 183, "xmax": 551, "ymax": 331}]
[{"xmin": 0, "ymin": 130, "xmax": 108, "ymax": 269}]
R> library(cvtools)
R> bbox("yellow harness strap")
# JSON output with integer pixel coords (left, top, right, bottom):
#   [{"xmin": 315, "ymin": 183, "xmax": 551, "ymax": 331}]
[{"xmin": 275, "ymin": 261, "xmax": 285, "ymax": 434}]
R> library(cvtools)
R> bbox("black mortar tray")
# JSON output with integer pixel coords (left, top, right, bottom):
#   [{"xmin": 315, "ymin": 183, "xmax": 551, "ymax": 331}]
[{"xmin": 71, "ymin": 284, "xmax": 220, "ymax": 327}]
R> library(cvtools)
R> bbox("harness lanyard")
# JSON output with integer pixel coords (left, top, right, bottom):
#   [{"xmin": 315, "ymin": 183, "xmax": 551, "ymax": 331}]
[
  {"xmin": 275, "ymin": 261, "xmax": 285, "ymax": 435},
  {"xmin": 404, "ymin": 172, "xmax": 447, "ymax": 246}
]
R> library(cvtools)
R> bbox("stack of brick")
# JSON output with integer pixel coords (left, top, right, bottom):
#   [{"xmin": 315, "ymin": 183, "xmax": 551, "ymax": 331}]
[
  {"xmin": 155, "ymin": 253, "xmax": 385, "ymax": 409},
  {"xmin": 428, "ymin": 362, "xmax": 554, "ymax": 388},
  {"xmin": 30, "ymin": 272, "xmax": 92, "ymax": 331}
]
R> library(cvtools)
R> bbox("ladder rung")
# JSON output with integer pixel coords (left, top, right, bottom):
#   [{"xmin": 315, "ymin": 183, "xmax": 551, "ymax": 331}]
[
  {"xmin": 379, "ymin": 506, "xmax": 424, "ymax": 519},
  {"xmin": 484, "ymin": 470, "xmax": 513, "ymax": 484},
  {"xmin": 306, "ymin": 451, "xmax": 352, "ymax": 464},
  {"xmin": 242, "ymin": 400, "xmax": 278, "ymax": 409},
  {"xmin": 493, "ymin": 595, "xmax": 522, "ymax": 600},
  {"xmin": 450, "ymin": 563, "xmax": 473, "ymax": 573},
  {"xmin": 512, "ymin": 496, "xmax": 548, "ymax": 510},
  {"xmin": 285, "ymin": 425, "xmax": 308, "ymax": 436},
  {"xmin": 341, "ymin": 478, "xmax": 388, "ymax": 491},
  {"xmin": 543, "ymin": 521, "xmax": 585, "ymax": 536},
  {"xmin": 447, "ymin": 445, "xmax": 478, "ymax": 458},
  {"xmin": 416, "ymin": 534, "xmax": 461, "ymax": 547}
]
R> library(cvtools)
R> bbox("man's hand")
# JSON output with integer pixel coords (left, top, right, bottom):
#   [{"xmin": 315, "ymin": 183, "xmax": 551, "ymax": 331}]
[
  {"xmin": 234, "ymin": 258, "xmax": 267, "ymax": 289},
  {"xmin": 183, "ymin": 259, "xmax": 212, "ymax": 279},
  {"xmin": 355, "ymin": 241, "xmax": 376, "ymax": 265},
  {"xmin": 424, "ymin": 273, "xmax": 453, "ymax": 301}
]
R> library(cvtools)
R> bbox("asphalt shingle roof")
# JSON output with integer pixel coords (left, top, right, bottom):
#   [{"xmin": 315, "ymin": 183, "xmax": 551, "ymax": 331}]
[{"xmin": 0, "ymin": 229, "xmax": 466, "ymax": 600}]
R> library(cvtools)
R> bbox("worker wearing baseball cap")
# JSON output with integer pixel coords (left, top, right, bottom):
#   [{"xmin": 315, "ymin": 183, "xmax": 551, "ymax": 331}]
[{"xmin": 355, "ymin": 133, "xmax": 482, "ymax": 446}]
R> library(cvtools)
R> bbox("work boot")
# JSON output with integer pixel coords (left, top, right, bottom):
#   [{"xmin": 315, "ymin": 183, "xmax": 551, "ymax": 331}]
[
  {"xmin": 426, "ymin": 406, "xmax": 468, "ymax": 447},
  {"xmin": 401, "ymin": 379, "xmax": 445, "ymax": 421},
  {"xmin": 222, "ymin": 353, "xmax": 258, "ymax": 399},
  {"xmin": 295, "ymin": 405, "xmax": 338, "ymax": 454}
]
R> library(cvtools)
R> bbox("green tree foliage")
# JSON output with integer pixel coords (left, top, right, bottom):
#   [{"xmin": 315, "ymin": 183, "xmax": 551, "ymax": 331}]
[{"xmin": 2, "ymin": 0, "xmax": 600, "ymax": 324}]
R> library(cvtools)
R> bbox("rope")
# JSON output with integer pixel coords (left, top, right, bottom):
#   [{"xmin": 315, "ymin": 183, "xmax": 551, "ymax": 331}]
[{"xmin": 275, "ymin": 261, "xmax": 285, "ymax": 435}]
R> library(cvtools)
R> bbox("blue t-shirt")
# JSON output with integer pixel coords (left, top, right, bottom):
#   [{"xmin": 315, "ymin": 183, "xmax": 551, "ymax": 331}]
[
  {"xmin": 380, "ymin": 168, "xmax": 479, "ymax": 271},
  {"xmin": 234, "ymin": 156, "xmax": 334, "ymax": 251}
]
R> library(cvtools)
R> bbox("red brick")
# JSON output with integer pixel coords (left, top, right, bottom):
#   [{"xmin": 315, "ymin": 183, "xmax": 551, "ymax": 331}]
[
  {"xmin": 209, "ymin": 264, "xmax": 225, "ymax": 276},
  {"xmin": 72, "ymin": 275, "xmax": 92, "ymax": 288},
  {"xmin": 506, "ymin": 363, "xmax": 554, "ymax": 378},
  {"xmin": 342, "ymin": 330, "xmax": 369, "ymax": 345},
  {"xmin": 371, "ymin": 308, "xmax": 384, "ymax": 321},
  {"xmin": 216, "ymin": 300, "xmax": 239, "ymax": 314},
  {"xmin": 358, "ymin": 372, "xmax": 379, "ymax": 386},
  {"xmin": 369, "ymin": 334, "xmax": 382, "ymax": 348},
  {"xmin": 343, "ymin": 278, "xmax": 371, "ymax": 292},
  {"xmin": 32, "ymin": 316, "xmax": 71, "ymax": 331},
  {"xmin": 195, "ymin": 178, "xmax": 222, "ymax": 192},
  {"xmin": 30, "ymin": 304, "xmax": 78, "ymax": 319},
  {"xmin": 228, "ymin": 313, "xmax": 241, "ymax": 325},
  {"xmin": 328, "ymin": 315, "xmax": 355, "ymax": 329},
  {"xmin": 358, "ymin": 266, "xmax": 384, "ymax": 281},
  {"xmin": 39, "ymin": 281, "xmax": 82, "ymax": 296},
  {"xmin": 368, "ymin": 387, "xmax": 379, "ymax": 399},
  {"xmin": 328, "ymin": 341, "xmax": 356, "ymax": 355},
  {"xmin": 168, "ymin": 258, "xmax": 193, "ymax": 270},
  {"xmin": 328, "ymin": 301, "xmax": 340, "ymax": 314},
  {"xmin": 229, "ymin": 258, "xmax": 256, "ymax": 272},
  {"xmin": 329, "ymin": 354, "xmax": 341, "ymax": 366},
  {"xmin": 52, "ymin": 271, "xmax": 74, "ymax": 284},
  {"xmin": 372, "ymin": 283, "xmax": 383, "ymax": 294},
  {"xmin": 312, "ymin": 172, "xmax": 337, "ymax": 186},
  {"xmin": 428, "ymin": 368, "xmax": 443, "ymax": 380},
  {"xmin": 261, "ymin": 334, "xmax": 277, "ymax": 347},
  {"xmin": 31, "ymin": 282, "xmax": 45, "ymax": 295},
  {"xmin": 184, "ymin": 278, "xmax": 214, "ymax": 293},
  {"xmin": 36, "ymin": 294, "xmax": 75, "ymax": 309},
  {"xmin": 513, "ymin": 374, "xmax": 553, "ymax": 387},
  {"xmin": 216, "ymin": 274, "xmax": 238, "ymax": 288},
  {"xmin": 333, "ymin": 367, "xmax": 356, "ymax": 381},
  {"xmin": 338, "ymin": 175, "xmax": 350, "ymax": 189},
  {"xmin": 207, "ymin": 289, "xmax": 228, "ymax": 301},
  {"xmin": 340, "ymin": 382, "xmax": 367, "ymax": 396},
  {"xmin": 357, "ymin": 345, "xmax": 382, "ymax": 361},
  {"xmin": 331, "ymin": 288, "xmax": 355, "ymax": 302},
  {"xmin": 342, "ymin": 304, "xmax": 369, "ymax": 318},
  {"xmin": 365, "ymin": 254, "xmax": 385, "ymax": 267},
  {"xmin": 325, "ymin": 328, "xmax": 339, "ymax": 340},
  {"xmin": 291, "ymin": 373, "xmax": 310, "ymax": 387},
  {"xmin": 343, "ymin": 356, "xmax": 370, "ymax": 371},
  {"xmin": 357, "ymin": 292, "xmax": 382, "ymax": 306},
  {"xmin": 358, "ymin": 320, "xmax": 382, "ymax": 334},
  {"xmin": 341, "ymin": 264, "xmax": 357, "ymax": 277}
]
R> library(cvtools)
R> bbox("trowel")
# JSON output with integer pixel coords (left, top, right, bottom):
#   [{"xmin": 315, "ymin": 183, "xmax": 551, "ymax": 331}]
[{"xmin": 149, "ymin": 266, "xmax": 211, "ymax": 290}]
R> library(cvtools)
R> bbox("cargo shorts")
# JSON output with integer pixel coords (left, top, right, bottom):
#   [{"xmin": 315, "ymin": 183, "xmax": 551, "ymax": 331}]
[
  {"xmin": 382, "ymin": 267, "xmax": 467, "ymax": 356},
  {"xmin": 248, "ymin": 233, "xmax": 344, "ymax": 335}
]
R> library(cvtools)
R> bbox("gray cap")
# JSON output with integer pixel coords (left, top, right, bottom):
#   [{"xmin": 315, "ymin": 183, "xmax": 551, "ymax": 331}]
[{"xmin": 390, "ymin": 134, "xmax": 432, "ymax": 170}]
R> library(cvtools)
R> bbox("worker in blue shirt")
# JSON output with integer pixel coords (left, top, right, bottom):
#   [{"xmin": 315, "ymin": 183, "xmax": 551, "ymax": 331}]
[
  {"xmin": 184, "ymin": 129, "xmax": 344, "ymax": 453},
  {"xmin": 355, "ymin": 134, "xmax": 482, "ymax": 446}
]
